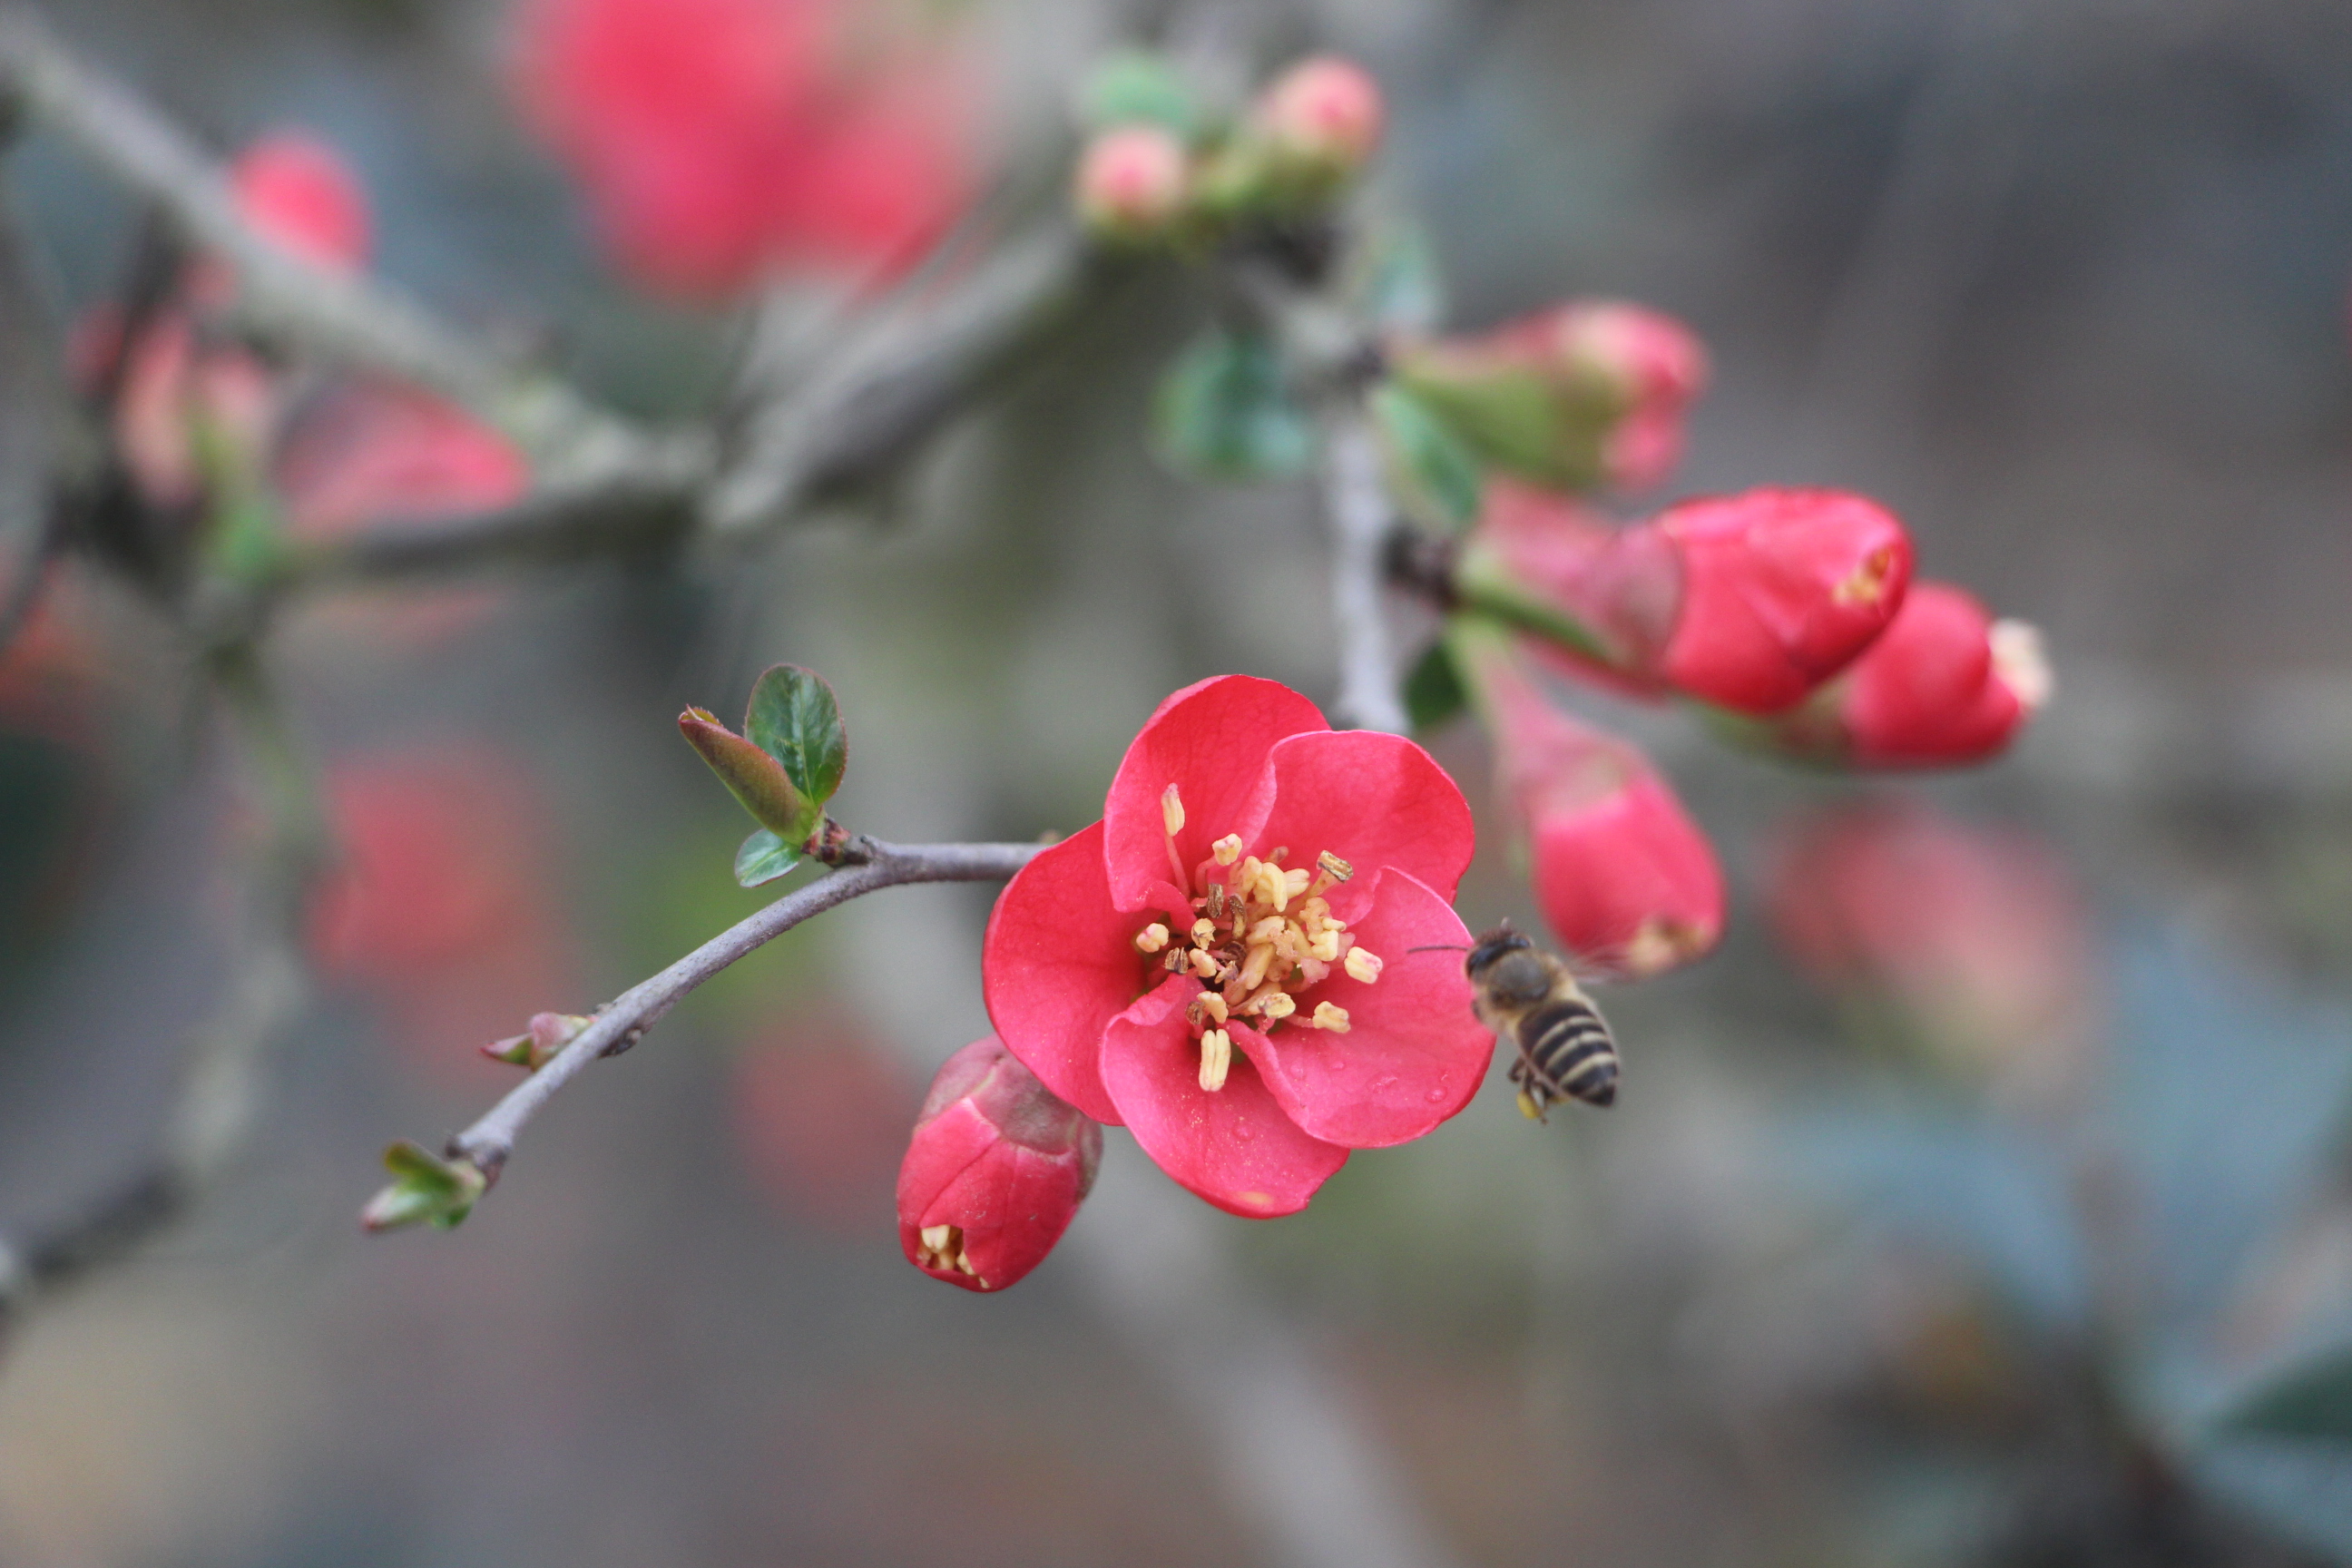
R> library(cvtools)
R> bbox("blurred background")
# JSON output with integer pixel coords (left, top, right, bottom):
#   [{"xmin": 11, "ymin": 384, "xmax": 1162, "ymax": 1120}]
[{"xmin": 2, "ymin": 0, "xmax": 2351, "ymax": 1563}]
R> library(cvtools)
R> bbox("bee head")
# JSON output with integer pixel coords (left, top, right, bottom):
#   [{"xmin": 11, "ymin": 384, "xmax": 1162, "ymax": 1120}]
[{"xmin": 1464, "ymin": 924, "xmax": 1533, "ymax": 982}]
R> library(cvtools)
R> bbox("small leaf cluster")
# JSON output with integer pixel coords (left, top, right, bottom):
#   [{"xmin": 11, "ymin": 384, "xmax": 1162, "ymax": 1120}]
[{"xmin": 679, "ymin": 665, "xmax": 849, "ymax": 888}]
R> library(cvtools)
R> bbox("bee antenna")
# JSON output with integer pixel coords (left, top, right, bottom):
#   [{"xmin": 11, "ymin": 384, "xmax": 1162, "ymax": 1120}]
[{"xmin": 1405, "ymin": 942, "xmax": 1471, "ymax": 955}]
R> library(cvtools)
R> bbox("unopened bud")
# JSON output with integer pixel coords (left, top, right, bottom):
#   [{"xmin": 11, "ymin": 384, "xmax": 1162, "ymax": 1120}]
[
  {"xmin": 483, "ymin": 1011, "xmax": 594, "ymax": 1070},
  {"xmin": 679, "ymin": 707, "xmax": 815, "ymax": 841},
  {"xmin": 1074, "ymin": 125, "xmax": 1191, "ymax": 240},
  {"xmin": 1656, "ymin": 487, "xmax": 1915, "ymax": 713},
  {"xmin": 897, "ymin": 1037, "xmax": 1102, "ymax": 1292},
  {"xmin": 1831, "ymin": 583, "xmax": 2044, "ymax": 768},
  {"xmin": 1459, "ymin": 627, "xmax": 1724, "ymax": 978},
  {"xmin": 1255, "ymin": 56, "xmax": 1383, "ymax": 175}
]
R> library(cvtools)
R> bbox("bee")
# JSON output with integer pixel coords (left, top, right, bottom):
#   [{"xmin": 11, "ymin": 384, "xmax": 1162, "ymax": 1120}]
[{"xmin": 1462, "ymin": 925, "xmax": 1620, "ymax": 1120}]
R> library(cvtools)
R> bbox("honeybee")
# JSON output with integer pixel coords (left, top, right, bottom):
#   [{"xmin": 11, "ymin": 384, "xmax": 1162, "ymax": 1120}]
[{"xmin": 1462, "ymin": 925, "xmax": 1620, "ymax": 1120}]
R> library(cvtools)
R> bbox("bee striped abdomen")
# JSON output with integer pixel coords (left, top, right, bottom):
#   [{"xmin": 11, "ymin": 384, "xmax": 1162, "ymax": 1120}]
[{"xmin": 1514, "ymin": 997, "xmax": 1619, "ymax": 1110}]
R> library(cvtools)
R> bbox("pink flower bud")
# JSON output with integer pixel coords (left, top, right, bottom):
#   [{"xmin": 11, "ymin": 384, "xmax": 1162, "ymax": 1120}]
[
  {"xmin": 1391, "ymin": 300, "xmax": 1709, "ymax": 493},
  {"xmin": 231, "ymin": 133, "xmax": 373, "ymax": 273},
  {"xmin": 1463, "ymin": 632, "xmax": 1723, "ymax": 978},
  {"xmin": 1073, "ymin": 124, "xmax": 1190, "ymax": 239},
  {"xmin": 1833, "ymin": 583, "xmax": 2047, "ymax": 768},
  {"xmin": 1254, "ymin": 55, "xmax": 1383, "ymax": 174},
  {"xmin": 1657, "ymin": 487, "xmax": 1914, "ymax": 713},
  {"xmin": 897, "ymin": 1036, "xmax": 1102, "ymax": 1292}
]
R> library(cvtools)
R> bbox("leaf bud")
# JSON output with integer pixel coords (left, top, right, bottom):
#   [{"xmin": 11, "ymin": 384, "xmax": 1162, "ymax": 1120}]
[
  {"xmin": 678, "ymin": 707, "xmax": 815, "ymax": 842},
  {"xmin": 897, "ymin": 1036, "xmax": 1102, "ymax": 1292}
]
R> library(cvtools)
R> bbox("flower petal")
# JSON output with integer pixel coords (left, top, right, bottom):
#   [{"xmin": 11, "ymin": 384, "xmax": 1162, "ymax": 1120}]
[
  {"xmin": 1100, "ymin": 977, "xmax": 1348, "ymax": 1217},
  {"xmin": 1246, "ymin": 730, "xmax": 1476, "ymax": 921},
  {"xmin": 1103, "ymin": 675, "xmax": 1327, "ymax": 912},
  {"xmin": 980, "ymin": 822, "xmax": 1132, "ymax": 1124},
  {"xmin": 1243, "ymin": 868, "xmax": 1494, "ymax": 1147}
]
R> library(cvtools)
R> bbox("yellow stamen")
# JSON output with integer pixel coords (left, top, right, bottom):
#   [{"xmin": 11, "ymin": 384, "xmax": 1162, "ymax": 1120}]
[
  {"xmin": 1344, "ymin": 948, "xmax": 1383, "ymax": 985},
  {"xmin": 1239, "ymin": 942, "xmax": 1275, "ymax": 991},
  {"xmin": 1134, "ymin": 923, "xmax": 1170, "ymax": 954},
  {"xmin": 1191, "ymin": 918, "xmax": 1216, "ymax": 945},
  {"xmin": 1257, "ymin": 991, "xmax": 1297, "ymax": 1022},
  {"xmin": 1282, "ymin": 867, "xmax": 1312, "ymax": 900},
  {"xmin": 1314, "ymin": 850, "xmax": 1353, "ymax": 885},
  {"xmin": 1834, "ymin": 544, "xmax": 1900, "ymax": 606},
  {"xmin": 1198, "ymin": 992, "xmax": 1228, "ymax": 1025},
  {"xmin": 1199, "ymin": 1029, "xmax": 1232, "ymax": 1092},
  {"xmin": 1190, "ymin": 949, "xmax": 1221, "ymax": 979},
  {"xmin": 1312, "ymin": 1001, "xmax": 1351, "ymax": 1033},
  {"xmin": 1246, "ymin": 916, "xmax": 1286, "ymax": 944},
  {"xmin": 1161, "ymin": 783, "xmax": 1186, "ymax": 838},
  {"xmin": 1308, "ymin": 929, "xmax": 1342, "ymax": 963},
  {"xmin": 1211, "ymin": 834, "xmax": 1244, "ymax": 867}
]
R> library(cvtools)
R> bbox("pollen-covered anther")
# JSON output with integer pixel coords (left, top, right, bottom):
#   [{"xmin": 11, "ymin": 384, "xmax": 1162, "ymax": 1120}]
[
  {"xmin": 1190, "ymin": 949, "xmax": 1221, "ymax": 979},
  {"xmin": 1238, "ymin": 942, "xmax": 1276, "ymax": 991},
  {"xmin": 1834, "ymin": 544, "xmax": 1901, "ymax": 607},
  {"xmin": 1191, "ymin": 917, "xmax": 1216, "ymax": 944},
  {"xmin": 1311, "ymin": 1001, "xmax": 1351, "ymax": 1032},
  {"xmin": 1211, "ymin": 834, "xmax": 1244, "ymax": 867},
  {"xmin": 1255, "ymin": 991, "xmax": 1297, "ymax": 1022},
  {"xmin": 1134, "ymin": 922, "xmax": 1171, "ymax": 954},
  {"xmin": 916, "ymin": 1222, "xmax": 976, "ymax": 1276},
  {"xmin": 1343, "ymin": 947, "xmax": 1384, "ymax": 984},
  {"xmin": 1199, "ymin": 1028, "xmax": 1232, "ymax": 1092},
  {"xmin": 1314, "ymin": 850, "xmax": 1353, "ymax": 884},
  {"xmin": 1161, "ymin": 783, "xmax": 1186, "ymax": 838}
]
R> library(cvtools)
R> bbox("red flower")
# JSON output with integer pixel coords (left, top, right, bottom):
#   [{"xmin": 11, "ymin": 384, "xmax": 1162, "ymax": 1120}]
[
  {"xmin": 1767, "ymin": 802, "xmax": 2096, "ymax": 1096},
  {"xmin": 982, "ymin": 676, "xmax": 1488, "ymax": 1217},
  {"xmin": 275, "ymin": 383, "xmax": 530, "ymax": 540},
  {"xmin": 898, "ymin": 1037, "xmax": 1102, "ymax": 1292},
  {"xmin": 511, "ymin": 0, "xmax": 974, "ymax": 296},
  {"xmin": 1463, "ymin": 632, "xmax": 1723, "ymax": 976},
  {"xmin": 1833, "ymin": 582, "xmax": 2048, "ymax": 768},
  {"xmin": 230, "ymin": 133, "xmax": 373, "ymax": 273},
  {"xmin": 1656, "ymin": 487, "xmax": 1912, "ymax": 712}
]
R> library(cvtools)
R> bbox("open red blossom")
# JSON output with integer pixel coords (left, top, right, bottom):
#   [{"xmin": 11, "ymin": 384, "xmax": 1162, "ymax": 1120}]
[
  {"xmin": 1463, "ymin": 633, "xmax": 1723, "ymax": 977},
  {"xmin": 983, "ymin": 676, "xmax": 1489, "ymax": 1218},
  {"xmin": 512, "ymin": 0, "xmax": 974, "ymax": 296},
  {"xmin": 1656, "ymin": 487, "xmax": 1913, "ymax": 713},
  {"xmin": 1835, "ymin": 582, "xmax": 2049, "ymax": 768},
  {"xmin": 898, "ymin": 1037, "xmax": 1102, "ymax": 1292}
]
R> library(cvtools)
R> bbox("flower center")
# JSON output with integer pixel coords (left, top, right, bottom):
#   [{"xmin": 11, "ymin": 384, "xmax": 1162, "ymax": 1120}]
[{"xmin": 1132, "ymin": 783, "xmax": 1384, "ymax": 1093}]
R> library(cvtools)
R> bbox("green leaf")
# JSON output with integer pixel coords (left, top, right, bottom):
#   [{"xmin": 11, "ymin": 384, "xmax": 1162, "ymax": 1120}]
[
  {"xmin": 1080, "ymin": 51, "xmax": 1201, "ymax": 139},
  {"xmin": 1402, "ymin": 640, "xmax": 1469, "ymax": 731},
  {"xmin": 744, "ymin": 664, "xmax": 848, "ymax": 808},
  {"xmin": 1349, "ymin": 223, "xmax": 1446, "ymax": 334},
  {"xmin": 361, "ymin": 1141, "xmax": 487, "ymax": 1233},
  {"xmin": 2218, "ymin": 1343, "xmax": 2352, "ymax": 1446},
  {"xmin": 735, "ymin": 828, "xmax": 800, "ymax": 888},
  {"xmin": 1152, "ymin": 329, "xmax": 1315, "ymax": 483},
  {"xmin": 679, "ymin": 708, "xmax": 813, "ymax": 839},
  {"xmin": 1371, "ymin": 383, "xmax": 1484, "ymax": 531}
]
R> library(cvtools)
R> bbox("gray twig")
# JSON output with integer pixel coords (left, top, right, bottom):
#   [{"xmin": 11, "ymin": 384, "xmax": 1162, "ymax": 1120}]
[
  {"xmin": 1319, "ymin": 415, "xmax": 1408, "ymax": 733},
  {"xmin": 440, "ymin": 838, "xmax": 1044, "ymax": 1184}
]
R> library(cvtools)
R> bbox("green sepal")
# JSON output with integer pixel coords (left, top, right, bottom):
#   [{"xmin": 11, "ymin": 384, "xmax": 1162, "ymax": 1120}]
[
  {"xmin": 734, "ymin": 828, "xmax": 800, "ymax": 888},
  {"xmin": 1080, "ymin": 51, "xmax": 1202, "ymax": 140},
  {"xmin": 1371, "ymin": 383, "xmax": 1485, "ymax": 532},
  {"xmin": 1348, "ymin": 223, "xmax": 1446, "ymax": 334},
  {"xmin": 1450, "ymin": 543, "xmax": 1614, "ymax": 663},
  {"xmin": 1152, "ymin": 328, "xmax": 1314, "ymax": 483},
  {"xmin": 1390, "ymin": 357, "xmax": 1622, "ymax": 494},
  {"xmin": 361, "ymin": 1141, "xmax": 487, "ymax": 1233},
  {"xmin": 744, "ymin": 664, "xmax": 848, "ymax": 811},
  {"xmin": 1402, "ymin": 639, "xmax": 1470, "ymax": 732}
]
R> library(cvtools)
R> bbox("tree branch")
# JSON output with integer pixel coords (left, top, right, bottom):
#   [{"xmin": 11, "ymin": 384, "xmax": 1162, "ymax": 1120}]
[
  {"xmin": 429, "ymin": 837, "xmax": 1044, "ymax": 1193},
  {"xmin": 0, "ymin": 5, "xmax": 697, "ymax": 486},
  {"xmin": 1319, "ymin": 415, "xmax": 1409, "ymax": 733}
]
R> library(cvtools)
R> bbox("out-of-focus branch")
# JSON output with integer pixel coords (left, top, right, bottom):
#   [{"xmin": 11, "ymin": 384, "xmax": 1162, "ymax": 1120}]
[
  {"xmin": 1319, "ymin": 414, "xmax": 1408, "ymax": 733},
  {"xmin": 425, "ymin": 837, "xmax": 1044, "ymax": 1198},
  {"xmin": 702, "ymin": 228, "xmax": 1102, "ymax": 537},
  {"xmin": 0, "ymin": 5, "xmax": 704, "ymax": 491},
  {"xmin": 0, "ymin": 644, "xmax": 323, "ymax": 1335}
]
